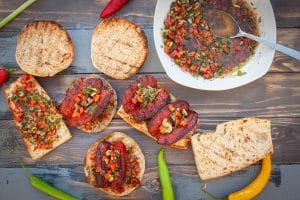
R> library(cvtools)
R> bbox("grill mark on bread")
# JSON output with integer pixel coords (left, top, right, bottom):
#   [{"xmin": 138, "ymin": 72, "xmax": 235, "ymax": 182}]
[
  {"xmin": 99, "ymin": 26, "xmax": 130, "ymax": 53},
  {"xmin": 97, "ymin": 53, "xmax": 139, "ymax": 69}
]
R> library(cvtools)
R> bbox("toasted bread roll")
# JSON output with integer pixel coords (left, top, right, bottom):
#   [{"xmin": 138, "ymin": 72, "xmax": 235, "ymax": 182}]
[
  {"xmin": 191, "ymin": 118, "xmax": 274, "ymax": 180},
  {"xmin": 15, "ymin": 20, "xmax": 74, "ymax": 77},
  {"xmin": 91, "ymin": 18, "xmax": 148, "ymax": 79}
]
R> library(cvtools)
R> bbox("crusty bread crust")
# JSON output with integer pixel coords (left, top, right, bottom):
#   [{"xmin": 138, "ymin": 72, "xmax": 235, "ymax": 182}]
[
  {"xmin": 67, "ymin": 75, "xmax": 117, "ymax": 133},
  {"xmin": 117, "ymin": 94, "xmax": 198, "ymax": 149},
  {"xmin": 191, "ymin": 118, "xmax": 274, "ymax": 180},
  {"xmin": 84, "ymin": 132, "xmax": 145, "ymax": 196},
  {"xmin": 4, "ymin": 75, "xmax": 72, "ymax": 160},
  {"xmin": 91, "ymin": 18, "xmax": 148, "ymax": 79},
  {"xmin": 15, "ymin": 20, "xmax": 75, "ymax": 77}
]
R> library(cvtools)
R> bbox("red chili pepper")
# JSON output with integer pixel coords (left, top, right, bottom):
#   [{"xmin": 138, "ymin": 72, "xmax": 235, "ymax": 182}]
[
  {"xmin": 100, "ymin": 0, "xmax": 129, "ymax": 18},
  {"xmin": 0, "ymin": 68, "xmax": 13, "ymax": 86}
]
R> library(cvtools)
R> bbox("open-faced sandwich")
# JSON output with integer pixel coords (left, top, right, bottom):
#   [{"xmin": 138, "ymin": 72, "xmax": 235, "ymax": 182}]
[
  {"xmin": 191, "ymin": 118, "xmax": 273, "ymax": 180},
  {"xmin": 117, "ymin": 75, "xmax": 199, "ymax": 149},
  {"xmin": 5, "ymin": 74, "xmax": 72, "ymax": 159},
  {"xmin": 60, "ymin": 75, "xmax": 117, "ymax": 133},
  {"xmin": 84, "ymin": 132, "xmax": 145, "ymax": 196}
]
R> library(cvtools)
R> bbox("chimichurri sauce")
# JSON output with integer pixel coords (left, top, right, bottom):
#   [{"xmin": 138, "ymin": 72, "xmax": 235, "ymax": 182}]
[{"xmin": 163, "ymin": 0, "xmax": 259, "ymax": 79}]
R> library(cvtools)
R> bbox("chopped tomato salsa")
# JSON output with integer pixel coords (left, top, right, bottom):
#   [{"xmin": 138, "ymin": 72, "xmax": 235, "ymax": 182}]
[
  {"xmin": 83, "ymin": 91, "xmax": 115, "ymax": 131},
  {"xmin": 131, "ymin": 83, "xmax": 160, "ymax": 108},
  {"xmin": 10, "ymin": 75, "xmax": 60, "ymax": 149},
  {"xmin": 72, "ymin": 86, "xmax": 101, "ymax": 118},
  {"xmin": 163, "ymin": 0, "xmax": 259, "ymax": 79}
]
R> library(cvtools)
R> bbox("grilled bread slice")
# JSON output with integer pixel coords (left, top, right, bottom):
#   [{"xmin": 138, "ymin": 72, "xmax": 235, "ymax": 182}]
[
  {"xmin": 91, "ymin": 18, "xmax": 148, "ymax": 79},
  {"xmin": 84, "ymin": 132, "xmax": 145, "ymax": 196},
  {"xmin": 117, "ymin": 94, "xmax": 198, "ymax": 149},
  {"xmin": 191, "ymin": 118, "xmax": 273, "ymax": 180},
  {"xmin": 15, "ymin": 20, "xmax": 74, "ymax": 77},
  {"xmin": 5, "ymin": 75, "xmax": 72, "ymax": 159}
]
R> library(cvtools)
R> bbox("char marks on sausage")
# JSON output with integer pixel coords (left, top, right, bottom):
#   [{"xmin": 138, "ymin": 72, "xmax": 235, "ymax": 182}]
[
  {"xmin": 157, "ymin": 110, "xmax": 198, "ymax": 145},
  {"xmin": 95, "ymin": 141, "xmax": 111, "ymax": 188}
]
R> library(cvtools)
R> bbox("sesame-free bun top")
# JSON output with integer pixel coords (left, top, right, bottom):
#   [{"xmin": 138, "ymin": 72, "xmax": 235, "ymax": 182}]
[
  {"xmin": 91, "ymin": 18, "xmax": 148, "ymax": 79},
  {"xmin": 15, "ymin": 20, "xmax": 75, "ymax": 77}
]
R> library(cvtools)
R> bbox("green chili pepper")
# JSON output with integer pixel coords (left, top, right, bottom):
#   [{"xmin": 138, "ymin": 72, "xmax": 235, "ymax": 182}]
[
  {"xmin": 18, "ymin": 159, "xmax": 79, "ymax": 200},
  {"xmin": 157, "ymin": 148, "xmax": 175, "ymax": 200},
  {"xmin": 0, "ymin": 0, "xmax": 37, "ymax": 29}
]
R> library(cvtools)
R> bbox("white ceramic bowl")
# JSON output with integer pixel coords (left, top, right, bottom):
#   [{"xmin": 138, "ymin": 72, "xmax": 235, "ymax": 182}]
[{"xmin": 153, "ymin": 0, "xmax": 276, "ymax": 91}]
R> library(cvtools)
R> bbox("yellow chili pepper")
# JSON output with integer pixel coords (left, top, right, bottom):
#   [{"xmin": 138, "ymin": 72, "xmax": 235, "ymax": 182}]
[{"xmin": 202, "ymin": 155, "xmax": 272, "ymax": 200}]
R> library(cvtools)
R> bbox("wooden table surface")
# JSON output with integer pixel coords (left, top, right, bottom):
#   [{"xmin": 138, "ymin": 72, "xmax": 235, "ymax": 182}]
[{"xmin": 0, "ymin": 0, "xmax": 300, "ymax": 199}]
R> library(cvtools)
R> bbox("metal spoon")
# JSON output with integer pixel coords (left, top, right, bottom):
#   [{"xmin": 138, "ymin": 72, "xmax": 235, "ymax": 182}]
[{"xmin": 205, "ymin": 9, "xmax": 300, "ymax": 60}]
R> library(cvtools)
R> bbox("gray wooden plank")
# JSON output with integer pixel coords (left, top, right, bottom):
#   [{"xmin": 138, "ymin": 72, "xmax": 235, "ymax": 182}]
[
  {"xmin": 1, "ymin": 73, "xmax": 300, "ymax": 120},
  {"xmin": 0, "ymin": 29, "xmax": 299, "ymax": 73},
  {"xmin": 0, "ymin": 117, "xmax": 299, "ymax": 166},
  {"xmin": 0, "ymin": 0, "xmax": 299, "ymax": 30},
  {"xmin": 0, "ymin": 164, "xmax": 298, "ymax": 200},
  {"xmin": 0, "ymin": 0, "xmax": 155, "ymax": 31},
  {"xmin": 272, "ymin": 0, "xmax": 300, "ymax": 28}
]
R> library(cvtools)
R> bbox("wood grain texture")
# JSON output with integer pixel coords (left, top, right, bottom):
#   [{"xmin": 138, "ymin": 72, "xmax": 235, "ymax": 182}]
[
  {"xmin": 0, "ymin": 0, "xmax": 299, "ymax": 31},
  {"xmin": 0, "ymin": 117, "xmax": 299, "ymax": 167},
  {"xmin": 0, "ymin": 164, "xmax": 298, "ymax": 200},
  {"xmin": 1, "ymin": 73, "xmax": 300, "ymax": 119},
  {"xmin": 0, "ymin": 29, "xmax": 299, "ymax": 73},
  {"xmin": 272, "ymin": 0, "xmax": 300, "ymax": 28},
  {"xmin": 0, "ymin": 0, "xmax": 299, "ymax": 199}
]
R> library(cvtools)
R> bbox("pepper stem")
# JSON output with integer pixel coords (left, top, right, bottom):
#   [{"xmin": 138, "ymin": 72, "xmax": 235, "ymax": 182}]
[
  {"xmin": 6, "ymin": 68, "xmax": 16, "ymax": 74},
  {"xmin": 201, "ymin": 184, "xmax": 227, "ymax": 200},
  {"xmin": 17, "ymin": 158, "xmax": 32, "ymax": 178}
]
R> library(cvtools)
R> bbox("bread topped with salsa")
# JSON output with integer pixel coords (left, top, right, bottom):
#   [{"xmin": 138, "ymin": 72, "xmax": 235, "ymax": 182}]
[
  {"xmin": 84, "ymin": 132, "xmax": 145, "ymax": 196},
  {"xmin": 5, "ymin": 74, "xmax": 72, "ymax": 159},
  {"xmin": 117, "ymin": 75, "xmax": 199, "ymax": 149}
]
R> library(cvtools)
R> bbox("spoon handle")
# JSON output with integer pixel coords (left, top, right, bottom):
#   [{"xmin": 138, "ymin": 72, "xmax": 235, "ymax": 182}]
[{"xmin": 238, "ymin": 31, "xmax": 300, "ymax": 60}]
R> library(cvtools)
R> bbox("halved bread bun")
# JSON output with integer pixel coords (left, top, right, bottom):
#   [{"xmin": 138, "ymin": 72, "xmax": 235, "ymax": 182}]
[
  {"xmin": 91, "ymin": 18, "xmax": 148, "ymax": 79},
  {"xmin": 15, "ymin": 20, "xmax": 74, "ymax": 77},
  {"xmin": 117, "ymin": 94, "xmax": 198, "ymax": 149},
  {"xmin": 84, "ymin": 132, "xmax": 145, "ymax": 196},
  {"xmin": 5, "ymin": 75, "xmax": 72, "ymax": 160},
  {"xmin": 61, "ymin": 75, "xmax": 117, "ymax": 133},
  {"xmin": 191, "ymin": 118, "xmax": 273, "ymax": 180}
]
